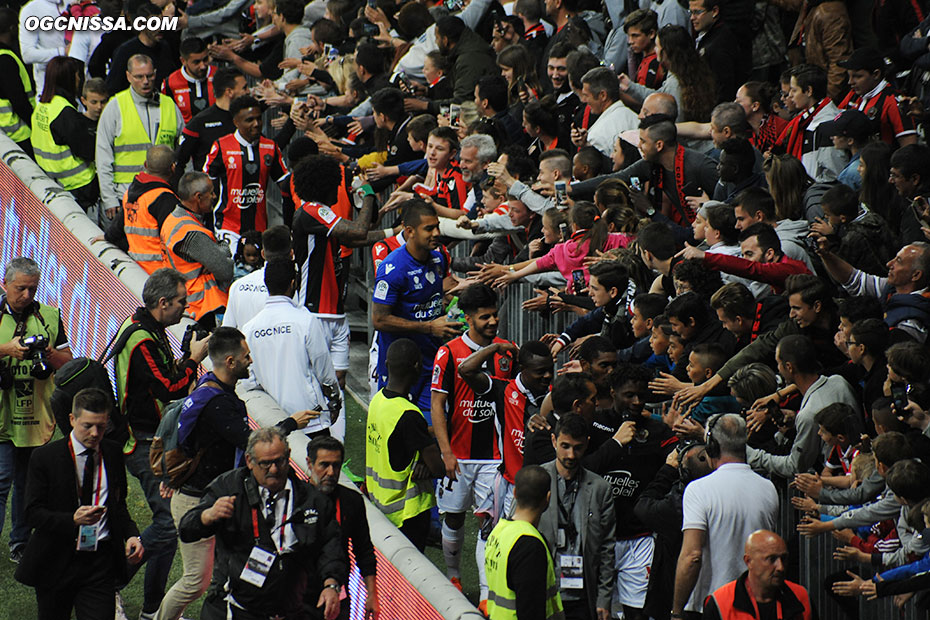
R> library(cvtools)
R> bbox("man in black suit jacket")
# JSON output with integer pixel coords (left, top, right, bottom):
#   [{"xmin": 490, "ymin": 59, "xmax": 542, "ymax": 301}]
[
  {"xmin": 305, "ymin": 436, "xmax": 379, "ymax": 620},
  {"xmin": 15, "ymin": 387, "xmax": 143, "ymax": 620}
]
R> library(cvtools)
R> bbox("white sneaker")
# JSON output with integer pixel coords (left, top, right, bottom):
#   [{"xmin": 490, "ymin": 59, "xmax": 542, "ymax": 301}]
[
  {"xmin": 138, "ymin": 612, "xmax": 157, "ymax": 620},
  {"xmin": 114, "ymin": 593, "xmax": 129, "ymax": 620}
]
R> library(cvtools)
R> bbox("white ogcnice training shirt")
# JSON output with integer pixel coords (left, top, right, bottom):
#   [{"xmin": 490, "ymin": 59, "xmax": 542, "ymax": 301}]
[
  {"xmin": 222, "ymin": 266, "xmax": 268, "ymax": 329},
  {"xmin": 243, "ymin": 295, "xmax": 339, "ymax": 433}
]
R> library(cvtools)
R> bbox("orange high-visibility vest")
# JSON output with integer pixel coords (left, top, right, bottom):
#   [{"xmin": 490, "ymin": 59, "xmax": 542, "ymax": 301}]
[
  {"xmin": 160, "ymin": 206, "xmax": 229, "ymax": 320},
  {"xmin": 124, "ymin": 181, "xmax": 173, "ymax": 274}
]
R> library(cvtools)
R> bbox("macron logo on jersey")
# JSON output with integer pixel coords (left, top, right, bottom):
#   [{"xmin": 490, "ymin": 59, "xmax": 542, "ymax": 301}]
[{"xmin": 385, "ymin": 264, "xmax": 394, "ymax": 275}]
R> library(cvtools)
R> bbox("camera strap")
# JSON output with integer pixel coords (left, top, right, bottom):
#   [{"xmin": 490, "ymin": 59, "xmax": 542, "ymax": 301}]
[{"xmin": 0, "ymin": 294, "xmax": 49, "ymax": 343}]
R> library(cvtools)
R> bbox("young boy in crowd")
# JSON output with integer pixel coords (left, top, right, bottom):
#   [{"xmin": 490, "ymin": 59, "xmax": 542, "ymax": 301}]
[
  {"xmin": 619, "ymin": 293, "xmax": 667, "ymax": 364},
  {"xmin": 810, "ymin": 183, "xmax": 896, "ymax": 276},
  {"xmin": 815, "ymin": 403, "xmax": 860, "ymax": 488},
  {"xmin": 684, "ymin": 343, "xmax": 742, "ymax": 424},
  {"xmin": 646, "ymin": 315, "xmax": 673, "ymax": 373}
]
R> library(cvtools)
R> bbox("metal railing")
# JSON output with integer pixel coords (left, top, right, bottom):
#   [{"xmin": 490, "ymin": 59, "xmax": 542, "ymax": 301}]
[{"xmin": 774, "ymin": 477, "xmax": 925, "ymax": 619}]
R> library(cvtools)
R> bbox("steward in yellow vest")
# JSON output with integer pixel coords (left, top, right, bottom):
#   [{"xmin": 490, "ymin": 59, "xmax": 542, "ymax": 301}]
[
  {"xmin": 0, "ymin": 42, "xmax": 35, "ymax": 155},
  {"xmin": 485, "ymin": 465, "xmax": 564, "ymax": 620},
  {"xmin": 97, "ymin": 54, "xmax": 182, "ymax": 213},
  {"xmin": 30, "ymin": 64, "xmax": 99, "ymax": 210},
  {"xmin": 159, "ymin": 171, "xmax": 233, "ymax": 325},
  {"xmin": 364, "ymin": 338, "xmax": 443, "ymax": 551}
]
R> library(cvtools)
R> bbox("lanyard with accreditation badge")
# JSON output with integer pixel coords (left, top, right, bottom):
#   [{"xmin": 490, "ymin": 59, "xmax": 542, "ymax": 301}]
[
  {"xmin": 242, "ymin": 494, "xmax": 290, "ymax": 588},
  {"xmin": 69, "ymin": 440, "xmax": 103, "ymax": 551}
]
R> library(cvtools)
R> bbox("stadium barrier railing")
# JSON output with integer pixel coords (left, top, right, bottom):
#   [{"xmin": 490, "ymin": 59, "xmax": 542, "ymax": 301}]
[{"xmin": 0, "ymin": 134, "xmax": 483, "ymax": 620}]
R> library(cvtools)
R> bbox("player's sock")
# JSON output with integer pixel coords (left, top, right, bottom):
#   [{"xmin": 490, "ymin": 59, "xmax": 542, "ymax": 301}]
[
  {"xmin": 441, "ymin": 521, "xmax": 464, "ymax": 579},
  {"xmin": 475, "ymin": 535, "xmax": 488, "ymax": 600},
  {"xmin": 329, "ymin": 392, "xmax": 346, "ymax": 442}
]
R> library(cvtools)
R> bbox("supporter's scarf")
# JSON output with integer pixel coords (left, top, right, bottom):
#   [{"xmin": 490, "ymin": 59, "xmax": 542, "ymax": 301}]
[
  {"xmin": 654, "ymin": 144, "xmax": 691, "ymax": 224},
  {"xmin": 778, "ymin": 97, "xmax": 832, "ymax": 159}
]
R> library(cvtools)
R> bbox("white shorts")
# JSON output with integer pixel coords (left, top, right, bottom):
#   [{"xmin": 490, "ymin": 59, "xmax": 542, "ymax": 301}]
[
  {"xmin": 368, "ymin": 339, "xmax": 379, "ymax": 399},
  {"xmin": 613, "ymin": 535, "xmax": 655, "ymax": 608},
  {"xmin": 488, "ymin": 472, "xmax": 515, "ymax": 525},
  {"xmin": 436, "ymin": 461, "xmax": 499, "ymax": 515},
  {"xmin": 316, "ymin": 316, "xmax": 350, "ymax": 371}
]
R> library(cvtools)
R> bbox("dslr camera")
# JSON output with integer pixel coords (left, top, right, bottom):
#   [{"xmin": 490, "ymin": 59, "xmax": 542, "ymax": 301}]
[{"xmin": 21, "ymin": 334, "xmax": 52, "ymax": 380}]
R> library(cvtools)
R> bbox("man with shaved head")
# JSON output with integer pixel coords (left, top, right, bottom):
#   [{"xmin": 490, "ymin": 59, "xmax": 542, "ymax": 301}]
[
  {"xmin": 703, "ymin": 530, "xmax": 814, "ymax": 619},
  {"xmin": 105, "ymin": 145, "xmax": 181, "ymax": 270}
]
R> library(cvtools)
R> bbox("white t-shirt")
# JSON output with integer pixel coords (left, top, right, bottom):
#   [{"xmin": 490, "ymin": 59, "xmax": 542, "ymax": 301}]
[
  {"xmin": 681, "ymin": 462, "xmax": 778, "ymax": 612},
  {"xmin": 222, "ymin": 267, "xmax": 268, "ymax": 329}
]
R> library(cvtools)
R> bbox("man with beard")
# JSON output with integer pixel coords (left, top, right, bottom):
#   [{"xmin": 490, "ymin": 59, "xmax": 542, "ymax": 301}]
[
  {"xmin": 537, "ymin": 414, "xmax": 615, "ymax": 620},
  {"xmin": 458, "ymin": 340, "xmax": 555, "ymax": 523},
  {"xmin": 431, "ymin": 284, "xmax": 517, "ymax": 600},
  {"xmin": 162, "ymin": 37, "xmax": 216, "ymax": 124},
  {"xmin": 156, "ymin": 327, "xmax": 311, "ymax": 620},
  {"xmin": 582, "ymin": 365, "xmax": 678, "ymax": 620},
  {"xmin": 372, "ymin": 200, "xmax": 461, "ymax": 420},
  {"xmin": 306, "ymin": 437, "xmax": 379, "ymax": 620}
]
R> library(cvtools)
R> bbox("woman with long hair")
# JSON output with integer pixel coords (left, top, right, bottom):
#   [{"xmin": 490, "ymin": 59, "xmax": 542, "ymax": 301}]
[
  {"xmin": 858, "ymin": 141, "xmax": 897, "ymax": 226},
  {"xmin": 30, "ymin": 56, "xmax": 98, "ymax": 210},
  {"xmin": 620, "ymin": 25, "xmax": 716, "ymax": 122},
  {"xmin": 522, "ymin": 96, "xmax": 561, "ymax": 157},
  {"xmin": 494, "ymin": 201, "xmax": 634, "ymax": 293},
  {"xmin": 763, "ymin": 154, "xmax": 813, "ymax": 221},
  {"xmin": 497, "ymin": 44, "xmax": 542, "ymax": 107}
]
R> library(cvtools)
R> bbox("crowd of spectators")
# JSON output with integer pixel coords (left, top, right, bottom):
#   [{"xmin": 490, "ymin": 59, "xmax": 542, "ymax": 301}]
[{"xmin": 7, "ymin": 0, "xmax": 930, "ymax": 617}]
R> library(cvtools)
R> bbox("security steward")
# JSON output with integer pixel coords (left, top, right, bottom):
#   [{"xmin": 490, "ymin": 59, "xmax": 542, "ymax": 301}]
[
  {"xmin": 104, "ymin": 145, "xmax": 179, "ymax": 271},
  {"xmin": 0, "ymin": 8, "xmax": 35, "ymax": 157},
  {"xmin": 96, "ymin": 53, "xmax": 183, "ymax": 223},
  {"xmin": 485, "ymin": 464, "xmax": 565, "ymax": 620},
  {"xmin": 703, "ymin": 530, "xmax": 813, "ymax": 620},
  {"xmin": 306, "ymin": 436, "xmax": 379, "ymax": 620},
  {"xmin": 30, "ymin": 55, "xmax": 98, "ymax": 211},
  {"xmin": 0, "ymin": 257, "xmax": 73, "ymax": 563},
  {"xmin": 112, "ymin": 267, "xmax": 208, "ymax": 616},
  {"xmin": 179, "ymin": 426, "xmax": 347, "ymax": 620},
  {"xmin": 365, "ymin": 337, "xmax": 443, "ymax": 551},
  {"xmin": 159, "ymin": 171, "xmax": 232, "ymax": 327}
]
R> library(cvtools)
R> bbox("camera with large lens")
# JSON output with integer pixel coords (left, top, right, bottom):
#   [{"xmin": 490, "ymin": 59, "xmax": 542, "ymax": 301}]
[{"xmin": 21, "ymin": 334, "xmax": 52, "ymax": 380}]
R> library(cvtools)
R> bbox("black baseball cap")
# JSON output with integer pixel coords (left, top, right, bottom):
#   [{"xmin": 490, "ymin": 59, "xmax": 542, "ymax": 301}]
[
  {"xmin": 838, "ymin": 48, "xmax": 884, "ymax": 72},
  {"xmin": 820, "ymin": 110, "xmax": 873, "ymax": 141}
]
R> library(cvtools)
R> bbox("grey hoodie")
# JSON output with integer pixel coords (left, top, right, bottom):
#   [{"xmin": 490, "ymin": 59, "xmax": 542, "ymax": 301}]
[{"xmin": 775, "ymin": 219, "xmax": 817, "ymax": 274}]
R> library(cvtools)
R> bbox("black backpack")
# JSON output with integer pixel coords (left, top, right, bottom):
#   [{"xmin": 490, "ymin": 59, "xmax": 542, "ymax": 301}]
[{"xmin": 51, "ymin": 324, "xmax": 143, "ymax": 443}]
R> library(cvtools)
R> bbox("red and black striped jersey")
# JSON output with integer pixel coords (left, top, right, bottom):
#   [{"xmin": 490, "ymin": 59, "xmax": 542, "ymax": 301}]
[
  {"xmin": 431, "ymin": 333, "xmax": 517, "ymax": 461},
  {"xmin": 486, "ymin": 375, "xmax": 547, "ymax": 484},
  {"xmin": 292, "ymin": 200, "xmax": 345, "ymax": 318},
  {"xmin": 372, "ymin": 232, "xmax": 405, "ymax": 272},
  {"xmin": 634, "ymin": 51, "xmax": 665, "ymax": 90},
  {"xmin": 435, "ymin": 162, "xmax": 468, "ymax": 212},
  {"xmin": 205, "ymin": 131, "xmax": 288, "ymax": 237},
  {"xmin": 162, "ymin": 66, "xmax": 216, "ymax": 124},
  {"xmin": 838, "ymin": 80, "xmax": 916, "ymax": 146}
]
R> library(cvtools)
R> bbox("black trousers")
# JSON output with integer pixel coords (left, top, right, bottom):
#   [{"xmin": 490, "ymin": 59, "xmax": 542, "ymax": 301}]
[
  {"xmin": 400, "ymin": 510, "xmax": 431, "ymax": 552},
  {"xmin": 35, "ymin": 541, "xmax": 116, "ymax": 620},
  {"xmin": 562, "ymin": 597, "xmax": 592, "ymax": 620}
]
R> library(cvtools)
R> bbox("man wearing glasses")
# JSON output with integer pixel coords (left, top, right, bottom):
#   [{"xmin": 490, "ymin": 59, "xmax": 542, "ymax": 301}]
[
  {"xmin": 96, "ymin": 51, "xmax": 184, "ymax": 226},
  {"xmin": 180, "ymin": 426, "xmax": 346, "ymax": 620},
  {"xmin": 156, "ymin": 326, "xmax": 312, "ymax": 620}
]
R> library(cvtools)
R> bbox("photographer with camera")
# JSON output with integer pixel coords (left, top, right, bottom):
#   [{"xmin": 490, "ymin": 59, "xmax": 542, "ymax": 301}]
[
  {"xmin": 112, "ymin": 267, "xmax": 208, "ymax": 617},
  {"xmin": 0, "ymin": 257, "xmax": 73, "ymax": 564}
]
